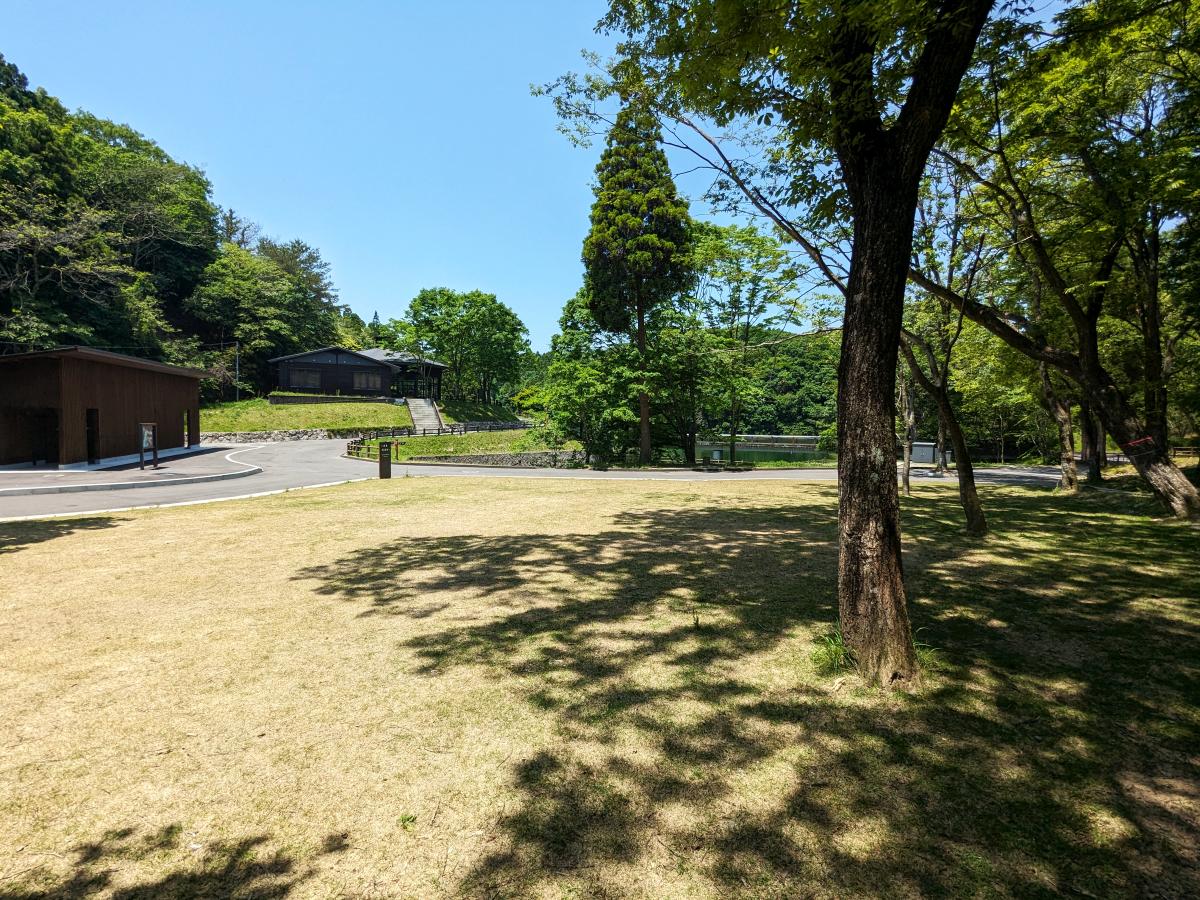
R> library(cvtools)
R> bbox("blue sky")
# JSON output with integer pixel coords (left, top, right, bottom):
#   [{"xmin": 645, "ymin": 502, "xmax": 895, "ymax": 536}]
[{"xmin": 2, "ymin": 1, "xmax": 647, "ymax": 350}]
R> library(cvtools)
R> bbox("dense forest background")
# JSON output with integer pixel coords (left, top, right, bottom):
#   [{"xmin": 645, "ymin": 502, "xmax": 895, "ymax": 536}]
[{"xmin": 0, "ymin": 53, "xmax": 379, "ymax": 399}]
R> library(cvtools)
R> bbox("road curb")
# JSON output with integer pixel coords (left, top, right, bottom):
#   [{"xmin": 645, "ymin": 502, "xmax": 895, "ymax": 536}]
[
  {"xmin": 0, "ymin": 465, "xmax": 263, "ymax": 497},
  {"xmin": 0, "ymin": 446, "xmax": 265, "ymax": 497}
]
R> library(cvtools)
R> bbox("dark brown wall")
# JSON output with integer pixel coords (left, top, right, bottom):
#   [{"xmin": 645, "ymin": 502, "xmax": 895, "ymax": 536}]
[
  {"xmin": 0, "ymin": 358, "xmax": 62, "ymax": 464},
  {"xmin": 0, "ymin": 357, "xmax": 200, "ymax": 465},
  {"xmin": 58, "ymin": 358, "xmax": 198, "ymax": 462},
  {"xmin": 277, "ymin": 360, "xmax": 393, "ymax": 396}
]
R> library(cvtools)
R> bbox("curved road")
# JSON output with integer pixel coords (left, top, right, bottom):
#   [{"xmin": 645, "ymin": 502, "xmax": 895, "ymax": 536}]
[{"xmin": 0, "ymin": 439, "xmax": 1061, "ymax": 521}]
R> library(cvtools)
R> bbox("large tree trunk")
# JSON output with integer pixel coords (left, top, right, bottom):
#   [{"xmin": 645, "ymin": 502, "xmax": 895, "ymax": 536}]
[
  {"xmin": 635, "ymin": 301, "xmax": 651, "ymax": 465},
  {"xmin": 823, "ymin": 0, "xmax": 992, "ymax": 686},
  {"xmin": 938, "ymin": 391, "xmax": 988, "ymax": 535},
  {"xmin": 1040, "ymin": 364, "xmax": 1078, "ymax": 493},
  {"xmin": 899, "ymin": 338, "xmax": 986, "ymax": 534},
  {"xmin": 678, "ymin": 418, "xmax": 697, "ymax": 465},
  {"xmin": 935, "ymin": 414, "xmax": 948, "ymax": 473},
  {"xmin": 899, "ymin": 377, "xmax": 914, "ymax": 497},
  {"xmin": 837, "ymin": 171, "xmax": 919, "ymax": 688},
  {"xmin": 1080, "ymin": 398, "xmax": 1102, "ymax": 484},
  {"xmin": 1133, "ymin": 227, "xmax": 1170, "ymax": 451},
  {"xmin": 1081, "ymin": 369, "xmax": 1200, "ymax": 519}
]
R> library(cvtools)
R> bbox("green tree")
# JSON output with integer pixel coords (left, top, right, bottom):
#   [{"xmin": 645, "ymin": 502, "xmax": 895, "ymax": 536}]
[
  {"xmin": 651, "ymin": 305, "xmax": 719, "ymax": 463},
  {"xmin": 595, "ymin": 0, "xmax": 995, "ymax": 684},
  {"xmin": 582, "ymin": 100, "xmax": 693, "ymax": 464},
  {"xmin": 918, "ymin": 0, "xmax": 1200, "ymax": 517},
  {"xmin": 902, "ymin": 171, "xmax": 991, "ymax": 533},
  {"xmin": 546, "ymin": 291, "xmax": 639, "ymax": 464},
  {"xmin": 0, "ymin": 53, "xmax": 218, "ymax": 356},
  {"xmin": 742, "ymin": 331, "xmax": 841, "ymax": 436},
  {"xmin": 186, "ymin": 243, "xmax": 306, "ymax": 394},
  {"xmin": 403, "ymin": 287, "xmax": 530, "ymax": 403},
  {"xmin": 692, "ymin": 223, "xmax": 797, "ymax": 464}
]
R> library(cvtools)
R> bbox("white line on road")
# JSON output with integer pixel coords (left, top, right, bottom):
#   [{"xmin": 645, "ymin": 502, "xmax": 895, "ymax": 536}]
[{"xmin": 0, "ymin": 475, "xmax": 374, "ymax": 523}]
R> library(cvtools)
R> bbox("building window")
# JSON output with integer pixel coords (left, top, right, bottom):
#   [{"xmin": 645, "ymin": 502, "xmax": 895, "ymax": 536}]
[
  {"xmin": 290, "ymin": 368, "xmax": 321, "ymax": 389},
  {"xmin": 353, "ymin": 371, "xmax": 381, "ymax": 391}
]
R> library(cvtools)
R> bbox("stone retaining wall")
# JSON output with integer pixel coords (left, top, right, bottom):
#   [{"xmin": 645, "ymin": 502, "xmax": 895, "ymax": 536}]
[
  {"xmin": 201, "ymin": 428, "xmax": 378, "ymax": 443},
  {"xmin": 409, "ymin": 450, "xmax": 585, "ymax": 468}
]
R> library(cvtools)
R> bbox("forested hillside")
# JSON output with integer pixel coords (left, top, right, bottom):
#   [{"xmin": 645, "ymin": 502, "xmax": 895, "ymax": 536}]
[{"xmin": 0, "ymin": 54, "xmax": 368, "ymax": 398}]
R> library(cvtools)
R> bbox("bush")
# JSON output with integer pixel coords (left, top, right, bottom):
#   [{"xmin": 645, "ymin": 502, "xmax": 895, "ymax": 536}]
[{"xmin": 816, "ymin": 422, "xmax": 839, "ymax": 452}]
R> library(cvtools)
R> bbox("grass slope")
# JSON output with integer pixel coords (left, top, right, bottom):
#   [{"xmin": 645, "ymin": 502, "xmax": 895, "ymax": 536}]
[
  {"xmin": 201, "ymin": 398, "xmax": 413, "ymax": 432},
  {"xmin": 437, "ymin": 400, "xmax": 521, "ymax": 423},
  {"xmin": 1, "ymin": 481, "xmax": 1197, "ymax": 898},
  {"xmin": 366, "ymin": 428, "xmax": 576, "ymax": 461}
]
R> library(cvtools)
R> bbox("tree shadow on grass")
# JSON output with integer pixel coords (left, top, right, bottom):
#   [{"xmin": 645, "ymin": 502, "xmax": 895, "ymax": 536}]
[
  {"xmin": 0, "ymin": 824, "xmax": 349, "ymax": 899},
  {"xmin": 296, "ymin": 485, "xmax": 1199, "ymax": 897},
  {"xmin": 0, "ymin": 516, "xmax": 119, "ymax": 555}
]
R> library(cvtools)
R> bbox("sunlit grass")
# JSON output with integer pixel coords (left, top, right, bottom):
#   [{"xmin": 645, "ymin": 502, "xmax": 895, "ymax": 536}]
[
  {"xmin": 436, "ymin": 400, "xmax": 522, "ymax": 423},
  {"xmin": 364, "ymin": 428, "xmax": 580, "ymax": 461},
  {"xmin": 1, "ymin": 479, "xmax": 1196, "ymax": 897},
  {"xmin": 200, "ymin": 398, "xmax": 413, "ymax": 432}
]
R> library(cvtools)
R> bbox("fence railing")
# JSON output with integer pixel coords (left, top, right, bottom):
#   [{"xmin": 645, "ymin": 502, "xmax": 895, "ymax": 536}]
[
  {"xmin": 1070, "ymin": 446, "xmax": 1199, "ymax": 466},
  {"xmin": 345, "ymin": 420, "xmax": 534, "ymax": 460}
]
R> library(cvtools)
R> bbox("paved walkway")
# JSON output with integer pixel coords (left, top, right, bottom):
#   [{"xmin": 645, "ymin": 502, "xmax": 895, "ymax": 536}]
[
  {"xmin": 0, "ymin": 441, "xmax": 367, "ymax": 521},
  {"xmin": 0, "ymin": 446, "xmax": 261, "ymax": 495},
  {"xmin": 0, "ymin": 440, "xmax": 1061, "ymax": 521}
]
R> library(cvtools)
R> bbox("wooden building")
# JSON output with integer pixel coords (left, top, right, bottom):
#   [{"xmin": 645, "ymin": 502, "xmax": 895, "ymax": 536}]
[
  {"xmin": 0, "ymin": 346, "xmax": 202, "ymax": 467},
  {"xmin": 270, "ymin": 346, "xmax": 446, "ymax": 400}
]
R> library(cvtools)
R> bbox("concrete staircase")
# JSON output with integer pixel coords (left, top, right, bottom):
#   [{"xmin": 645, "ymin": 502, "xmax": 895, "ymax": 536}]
[{"xmin": 406, "ymin": 397, "xmax": 443, "ymax": 432}]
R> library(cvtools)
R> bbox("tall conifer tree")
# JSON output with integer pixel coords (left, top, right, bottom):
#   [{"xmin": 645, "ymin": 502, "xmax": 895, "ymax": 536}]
[{"xmin": 582, "ymin": 101, "xmax": 692, "ymax": 463}]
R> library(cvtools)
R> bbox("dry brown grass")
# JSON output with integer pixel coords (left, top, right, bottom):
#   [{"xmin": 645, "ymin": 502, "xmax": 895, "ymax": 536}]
[{"xmin": 1, "ymin": 478, "xmax": 1197, "ymax": 898}]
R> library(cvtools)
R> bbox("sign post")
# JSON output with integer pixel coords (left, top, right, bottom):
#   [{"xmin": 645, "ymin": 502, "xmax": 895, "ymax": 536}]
[
  {"xmin": 139, "ymin": 422, "xmax": 159, "ymax": 470},
  {"xmin": 378, "ymin": 441, "xmax": 392, "ymax": 479}
]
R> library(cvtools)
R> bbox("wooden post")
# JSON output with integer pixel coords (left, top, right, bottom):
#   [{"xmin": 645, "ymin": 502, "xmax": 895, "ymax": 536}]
[{"xmin": 379, "ymin": 441, "xmax": 392, "ymax": 479}]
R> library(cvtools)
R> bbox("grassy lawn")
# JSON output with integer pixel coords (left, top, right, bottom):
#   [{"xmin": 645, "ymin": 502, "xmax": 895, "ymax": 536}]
[
  {"xmin": 437, "ymin": 400, "xmax": 522, "ymax": 423},
  {"xmin": 740, "ymin": 456, "xmax": 838, "ymax": 469},
  {"xmin": 1, "ymin": 480, "xmax": 1197, "ymax": 897},
  {"xmin": 200, "ymin": 398, "xmax": 413, "ymax": 432},
  {"xmin": 364, "ymin": 428, "xmax": 577, "ymax": 462}
]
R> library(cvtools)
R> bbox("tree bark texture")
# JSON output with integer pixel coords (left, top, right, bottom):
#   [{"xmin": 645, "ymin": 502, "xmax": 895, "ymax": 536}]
[
  {"xmin": 938, "ymin": 392, "xmax": 988, "ymax": 536},
  {"xmin": 1080, "ymin": 399, "xmax": 1102, "ymax": 484},
  {"xmin": 1080, "ymin": 368, "xmax": 1200, "ymax": 519},
  {"xmin": 837, "ymin": 168, "xmax": 920, "ymax": 687},
  {"xmin": 635, "ymin": 301, "xmax": 652, "ymax": 465},
  {"xmin": 935, "ymin": 415, "xmax": 948, "ymax": 473},
  {"xmin": 900, "ymin": 377, "xmax": 914, "ymax": 497},
  {"xmin": 829, "ymin": 0, "xmax": 994, "ymax": 685},
  {"xmin": 900, "ymin": 336, "xmax": 988, "ymax": 536},
  {"xmin": 1039, "ymin": 364, "xmax": 1078, "ymax": 493}
]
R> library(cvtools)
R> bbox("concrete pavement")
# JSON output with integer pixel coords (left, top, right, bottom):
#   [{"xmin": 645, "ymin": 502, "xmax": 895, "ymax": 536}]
[
  {"xmin": 0, "ymin": 445, "xmax": 262, "ymax": 496},
  {"xmin": 0, "ymin": 440, "xmax": 369, "ymax": 521},
  {"xmin": 0, "ymin": 439, "xmax": 1061, "ymax": 521}
]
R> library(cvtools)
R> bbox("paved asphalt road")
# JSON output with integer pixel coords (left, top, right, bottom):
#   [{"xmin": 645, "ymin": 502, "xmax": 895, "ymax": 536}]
[{"xmin": 0, "ymin": 439, "xmax": 1062, "ymax": 521}]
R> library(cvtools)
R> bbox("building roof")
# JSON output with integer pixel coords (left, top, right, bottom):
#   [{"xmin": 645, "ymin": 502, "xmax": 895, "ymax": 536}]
[
  {"xmin": 267, "ymin": 346, "xmax": 447, "ymax": 370},
  {"xmin": 267, "ymin": 346, "xmax": 400, "ymax": 370},
  {"xmin": 357, "ymin": 347, "xmax": 448, "ymax": 369},
  {"xmin": 0, "ymin": 345, "xmax": 206, "ymax": 378}
]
